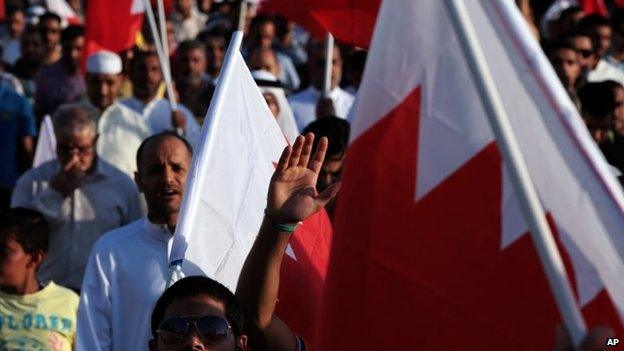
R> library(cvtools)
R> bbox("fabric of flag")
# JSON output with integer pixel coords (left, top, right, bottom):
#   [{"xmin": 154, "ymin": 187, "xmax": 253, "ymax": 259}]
[
  {"xmin": 168, "ymin": 32, "xmax": 332, "ymax": 344},
  {"xmin": 46, "ymin": 0, "xmax": 81, "ymax": 25},
  {"xmin": 32, "ymin": 115, "xmax": 57, "ymax": 168},
  {"xmin": 318, "ymin": 1, "xmax": 624, "ymax": 350},
  {"xmin": 84, "ymin": 0, "xmax": 144, "ymax": 60},
  {"xmin": 259, "ymin": 0, "xmax": 380, "ymax": 48}
]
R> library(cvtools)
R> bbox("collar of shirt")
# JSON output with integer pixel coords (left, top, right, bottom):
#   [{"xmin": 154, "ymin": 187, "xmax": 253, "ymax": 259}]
[
  {"xmin": 307, "ymin": 85, "xmax": 344, "ymax": 100},
  {"xmin": 49, "ymin": 158, "xmax": 116, "ymax": 182},
  {"xmin": 141, "ymin": 217, "xmax": 173, "ymax": 244}
]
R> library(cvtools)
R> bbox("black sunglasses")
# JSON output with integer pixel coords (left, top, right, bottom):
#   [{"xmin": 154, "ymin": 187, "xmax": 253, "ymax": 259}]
[{"xmin": 157, "ymin": 315, "xmax": 232, "ymax": 346}]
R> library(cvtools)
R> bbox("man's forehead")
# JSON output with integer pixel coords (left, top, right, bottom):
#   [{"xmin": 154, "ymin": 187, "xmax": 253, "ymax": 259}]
[{"xmin": 141, "ymin": 136, "xmax": 191, "ymax": 161}]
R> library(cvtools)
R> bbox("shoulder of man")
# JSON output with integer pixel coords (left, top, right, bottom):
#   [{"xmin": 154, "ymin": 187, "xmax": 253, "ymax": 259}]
[{"xmin": 90, "ymin": 219, "xmax": 144, "ymax": 256}]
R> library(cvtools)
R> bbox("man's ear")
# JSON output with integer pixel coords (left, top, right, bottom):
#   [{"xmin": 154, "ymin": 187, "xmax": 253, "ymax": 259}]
[
  {"xmin": 148, "ymin": 338, "xmax": 158, "ymax": 351},
  {"xmin": 236, "ymin": 335, "xmax": 248, "ymax": 351},
  {"xmin": 27, "ymin": 251, "xmax": 45, "ymax": 270},
  {"xmin": 134, "ymin": 171, "xmax": 144, "ymax": 193}
]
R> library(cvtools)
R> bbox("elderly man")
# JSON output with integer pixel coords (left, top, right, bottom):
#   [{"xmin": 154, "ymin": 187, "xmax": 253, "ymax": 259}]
[
  {"xmin": 86, "ymin": 50, "xmax": 152, "ymax": 177},
  {"xmin": 120, "ymin": 50, "xmax": 201, "ymax": 146},
  {"xmin": 174, "ymin": 40, "xmax": 214, "ymax": 123},
  {"xmin": 288, "ymin": 40, "xmax": 354, "ymax": 131},
  {"xmin": 77, "ymin": 132, "xmax": 204, "ymax": 351},
  {"xmin": 11, "ymin": 103, "xmax": 143, "ymax": 291}
]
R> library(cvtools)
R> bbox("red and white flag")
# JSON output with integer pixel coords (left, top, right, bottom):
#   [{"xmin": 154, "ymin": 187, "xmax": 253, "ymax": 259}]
[
  {"xmin": 259, "ymin": 0, "xmax": 380, "ymax": 48},
  {"xmin": 84, "ymin": 0, "xmax": 143, "ymax": 58},
  {"xmin": 169, "ymin": 32, "xmax": 332, "ymax": 345},
  {"xmin": 319, "ymin": 1, "xmax": 624, "ymax": 349}
]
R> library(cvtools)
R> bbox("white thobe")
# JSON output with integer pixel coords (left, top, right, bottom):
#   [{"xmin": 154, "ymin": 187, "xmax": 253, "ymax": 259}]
[
  {"xmin": 588, "ymin": 59, "xmax": 624, "ymax": 86},
  {"xmin": 96, "ymin": 102, "xmax": 153, "ymax": 178},
  {"xmin": 76, "ymin": 218, "xmax": 204, "ymax": 351},
  {"xmin": 11, "ymin": 159, "xmax": 143, "ymax": 290},
  {"xmin": 119, "ymin": 97, "xmax": 201, "ymax": 147},
  {"xmin": 287, "ymin": 86, "xmax": 355, "ymax": 131}
]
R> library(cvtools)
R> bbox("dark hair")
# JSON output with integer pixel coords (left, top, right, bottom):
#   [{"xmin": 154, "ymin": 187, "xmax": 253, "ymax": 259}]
[
  {"xmin": 6, "ymin": 4, "xmax": 24, "ymax": 17},
  {"xmin": 578, "ymin": 14, "xmax": 611, "ymax": 31},
  {"xmin": 61, "ymin": 24, "xmax": 84, "ymax": 43},
  {"xmin": 579, "ymin": 81, "xmax": 616, "ymax": 119},
  {"xmin": 130, "ymin": 49, "xmax": 159, "ymax": 73},
  {"xmin": 0, "ymin": 208, "xmax": 49, "ymax": 255},
  {"xmin": 559, "ymin": 5, "xmax": 583, "ymax": 20},
  {"xmin": 544, "ymin": 41, "xmax": 578, "ymax": 56},
  {"xmin": 303, "ymin": 117, "xmax": 351, "ymax": 157},
  {"xmin": 177, "ymin": 40, "xmax": 206, "ymax": 55},
  {"xmin": 563, "ymin": 28, "xmax": 599, "ymax": 53},
  {"xmin": 151, "ymin": 276, "xmax": 244, "ymax": 338},
  {"xmin": 250, "ymin": 14, "xmax": 275, "ymax": 33},
  {"xmin": 347, "ymin": 50, "xmax": 367, "ymax": 73},
  {"xmin": 39, "ymin": 12, "xmax": 62, "ymax": 25},
  {"xmin": 136, "ymin": 131, "xmax": 194, "ymax": 171}
]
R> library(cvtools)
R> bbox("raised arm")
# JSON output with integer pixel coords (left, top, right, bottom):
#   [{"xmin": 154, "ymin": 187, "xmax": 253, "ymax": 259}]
[{"xmin": 236, "ymin": 133, "xmax": 340, "ymax": 351}]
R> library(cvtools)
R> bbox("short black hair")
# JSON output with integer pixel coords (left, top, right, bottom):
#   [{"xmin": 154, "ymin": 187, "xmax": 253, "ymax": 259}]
[
  {"xmin": 544, "ymin": 41, "xmax": 578, "ymax": 56},
  {"xmin": 61, "ymin": 24, "xmax": 84, "ymax": 43},
  {"xmin": 151, "ymin": 276, "xmax": 244, "ymax": 338},
  {"xmin": 579, "ymin": 81, "xmax": 616, "ymax": 119},
  {"xmin": 130, "ymin": 49, "xmax": 159, "ymax": 74},
  {"xmin": 0, "ymin": 208, "xmax": 49, "ymax": 255},
  {"xmin": 6, "ymin": 4, "xmax": 24, "ymax": 17},
  {"xmin": 578, "ymin": 14, "xmax": 611, "ymax": 31},
  {"xmin": 39, "ymin": 12, "xmax": 61, "ymax": 25},
  {"xmin": 136, "ymin": 131, "xmax": 194, "ymax": 171},
  {"xmin": 177, "ymin": 40, "xmax": 206, "ymax": 55},
  {"xmin": 303, "ymin": 117, "xmax": 351, "ymax": 157},
  {"xmin": 347, "ymin": 50, "xmax": 367, "ymax": 73}
]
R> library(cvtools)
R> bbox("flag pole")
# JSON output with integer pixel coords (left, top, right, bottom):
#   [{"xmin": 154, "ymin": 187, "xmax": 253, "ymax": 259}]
[
  {"xmin": 237, "ymin": 0, "xmax": 247, "ymax": 32},
  {"xmin": 142, "ymin": 0, "xmax": 178, "ymax": 112},
  {"xmin": 167, "ymin": 31, "xmax": 245, "ymax": 287},
  {"xmin": 443, "ymin": 0, "xmax": 587, "ymax": 347},
  {"xmin": 323, "ymin": 33, "xmax": 334, "ymax": 96}
]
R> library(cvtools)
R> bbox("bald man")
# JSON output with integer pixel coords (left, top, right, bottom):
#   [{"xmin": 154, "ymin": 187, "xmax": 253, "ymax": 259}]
[{"xmin": 77, "ymin": 132, "xmax": 204, "ymax": 351}]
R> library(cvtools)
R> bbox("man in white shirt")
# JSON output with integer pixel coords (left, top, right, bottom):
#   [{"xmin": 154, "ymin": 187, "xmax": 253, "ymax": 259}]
[
  {"xmin": 170, "ymin": 0, "xmax": 208, "ymax": 43},
  {"xmin": 11, "ymin": 103, "xmax": 143, "ymax": 291},
  {"xmin": 288, "ymin": 40, "xmax": 354, "ymax": 131},
  {"xmin": 86, "ymin": 50, "xmax": 152, "ymax": 178},
  {"xmin": 76, "ymin": 132, "xmax": 204, "ymax": 351},
  {"xmin": 120, "ymin": 50, "xmax": 201, "ymax": 147}
]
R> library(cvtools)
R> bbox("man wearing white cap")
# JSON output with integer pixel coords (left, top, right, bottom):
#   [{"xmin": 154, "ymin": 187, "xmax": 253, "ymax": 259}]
[{"xmin": 86, "ymin": 50, "xmax": 152, "ymax": 178}]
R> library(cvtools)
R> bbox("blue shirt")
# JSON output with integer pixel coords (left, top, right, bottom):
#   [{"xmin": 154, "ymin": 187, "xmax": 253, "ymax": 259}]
[{"xmin": 0, "ymin": 85, "xmax": 36, "ymax": 188}]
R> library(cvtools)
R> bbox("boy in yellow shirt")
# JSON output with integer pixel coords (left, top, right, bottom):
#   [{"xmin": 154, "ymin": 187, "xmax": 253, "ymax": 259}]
[{"xmin": 0, "ymin": 207, "xmax": 79, "ymax": 350}]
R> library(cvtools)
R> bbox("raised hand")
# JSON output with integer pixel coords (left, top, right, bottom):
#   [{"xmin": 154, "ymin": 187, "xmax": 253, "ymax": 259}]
[{"xmin": 266, "ymin": 133, "xmax": 341, "ymax": 224}]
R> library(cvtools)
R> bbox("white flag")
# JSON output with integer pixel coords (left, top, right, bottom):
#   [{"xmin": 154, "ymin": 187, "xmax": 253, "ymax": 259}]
[
  {"xmin": 32, "ymin": 115, "xmax": 57, "ymax": 168},
  {"xmin": 169, "ymin": 31, "xmax": 287, "ymax": 290}
]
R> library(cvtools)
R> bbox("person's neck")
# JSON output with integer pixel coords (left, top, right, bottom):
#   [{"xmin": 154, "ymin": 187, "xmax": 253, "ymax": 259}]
[
  {"xmin": 148, "ymin": 211, "xmax": 178, "ymax": 233},
  {"xmin": 136, "ymin": 92, "xmax": 157, "ymax": 105},
  {"xmin": 0, "ymin": 276, "xmax": 40, "ymax": 295}
]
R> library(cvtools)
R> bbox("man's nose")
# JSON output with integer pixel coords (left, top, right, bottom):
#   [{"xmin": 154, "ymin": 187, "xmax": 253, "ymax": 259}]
[{"xmin": 183, "ymin": 330, "xmax": 206, "ymax": 351}]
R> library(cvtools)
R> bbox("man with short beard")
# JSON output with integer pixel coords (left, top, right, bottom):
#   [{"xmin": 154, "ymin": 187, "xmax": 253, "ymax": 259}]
[
  {"xmin": 174, "ymin": 40, "xmax": 214, "ymax": 124},
  {"xmin": 85, "ymin": 50, "xmax": 152, "ymax": 178},
  {"xmin": 76, "ymin": 132, "xmax": 205, "ymax": 351},
  {"xmin": 120, "ymin": 51, "xmax": 201, "ymax": 146}
]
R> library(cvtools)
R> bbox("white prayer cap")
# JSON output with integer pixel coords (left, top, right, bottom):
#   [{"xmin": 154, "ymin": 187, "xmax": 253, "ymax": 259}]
[{"xmin": 86, "ymin": 51, "xmax": 122, "ymax": 75}]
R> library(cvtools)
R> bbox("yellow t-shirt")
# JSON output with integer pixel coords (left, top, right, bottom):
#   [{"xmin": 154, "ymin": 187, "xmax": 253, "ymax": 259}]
[{"xmin": 0, "ymin": 282, "xmax": 79, "ymax": 351}]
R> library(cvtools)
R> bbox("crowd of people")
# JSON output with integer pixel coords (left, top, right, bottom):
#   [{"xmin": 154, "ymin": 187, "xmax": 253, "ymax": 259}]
[{"xmin": 0, "ymin": 0, "xmax": 621, "ymax": 350}]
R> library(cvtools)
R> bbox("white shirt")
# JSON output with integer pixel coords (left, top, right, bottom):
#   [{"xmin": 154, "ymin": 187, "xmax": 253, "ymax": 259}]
[
  {"xmin": 288, "ymin": 86, "xmax": 355, "ymax": 131},
  {"xmin": 76, "ymin": 218, "xmax": 204, "ymax": 351},
  {"xmin": 11, "ymin": 159, "xmax": 143, "ymax": 290},
  {"xmin": 171, "ymin": 9, "xmax": 208, "ymax": 43},
  {"xmin": 97, "ymin": 102, "xmax": 153, "ymax": 178},
  {"xmin": 588, "ymin": 59, "xmax": 624, "ymax": 86},
  {"xmin": 119, "ymin": 97, "xmax": 201, "ymax": 148}
]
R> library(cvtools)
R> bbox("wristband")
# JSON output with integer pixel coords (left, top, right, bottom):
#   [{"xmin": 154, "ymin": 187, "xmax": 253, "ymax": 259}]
[{"xmin": 264, "ymin": 209, "xmax": 299, "ymax": 233}]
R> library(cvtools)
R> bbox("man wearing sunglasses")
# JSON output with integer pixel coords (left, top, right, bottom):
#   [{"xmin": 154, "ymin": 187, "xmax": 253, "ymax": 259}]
[{"xmin": 149, "ymin": 276, "xmax": 248, "ymax": 351}]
